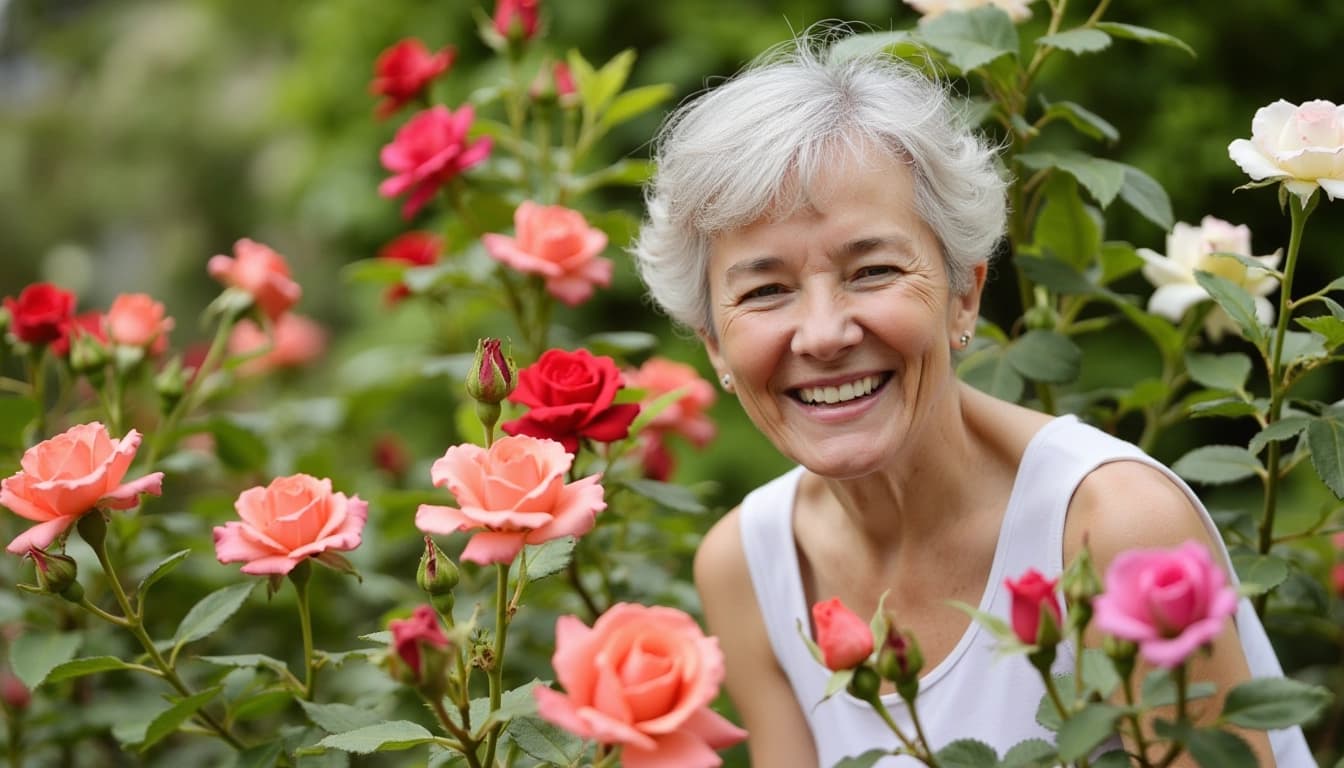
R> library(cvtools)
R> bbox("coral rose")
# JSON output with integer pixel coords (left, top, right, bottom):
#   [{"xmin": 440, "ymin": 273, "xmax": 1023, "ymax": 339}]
[
  {"xmin": 370, "ymin": 38, "xmax": 455, "ymax": 120},
  {"xmin": 1004, "ymin": 568, "xmax": 1062, "ymax": 646},
  {"xmin": 207, "ymin": 239, "xmax": 302, "ymax": 321},
  {"xmin": 1, "ymin": 423, "xmax": 164, "ymax": 554},
  {"xmin": 502, "ymin": 348, "xmax": 639, "ymax": 453},
  {"xmin": 213, "ymin": 474, "xmax": 367, "ymax": 575},
  {"xmin": 1229, "ymin": 99, "xmax": 1344, "ymax": 204},
  {"xmin": 482, "ymin": 201, "xmax": 611, "ymax": 307},
  {"xmin": 388, "ymin": 605, "xmax": 450, "ymax": 685},
  {"xmin": 811, "ymin": 597, "xmax": 874, "ymax": 671},
  {"xmin": 378, "ymin": 231, "xmax": 443, "ymax": 304},
  {"xmin": 1137, "ymin": 216, "xmax": 1281, "ymax": 341},
  {"xmin": 379, "ymin": 105, "xmax": 492, "ymax": 220},
  {"xmin": 1092, "ymin": 540, "xmax": 1239, "ymax": 668},
  {"xmin": 3, "ymin": 283, "xmax": 76, "ymax": 345},
  {"xmin": 624, "ymin": 357, "xmax": 716, "ymax": 447},
  {"xmin": 105, "ymin": 292, "xmax": 174, "ymax": 354},
  {"xmin": 534, "ymin": 603, "xmax": 747, "ymax": 768},
  {"xmin": 228, "ymin": 314, "xmax": 327, "ymax": 376},
  {"xmin": 415, "ymin": 434, "xmax": 605, "ymax": 566}
]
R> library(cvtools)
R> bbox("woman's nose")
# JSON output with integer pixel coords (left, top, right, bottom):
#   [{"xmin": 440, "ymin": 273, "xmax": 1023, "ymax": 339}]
[{"xmin": 789, "ymin": 289, "xmax": 862, "ymax": 360}]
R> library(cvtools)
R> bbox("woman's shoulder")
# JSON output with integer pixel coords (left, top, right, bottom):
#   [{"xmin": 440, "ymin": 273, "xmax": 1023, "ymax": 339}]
[{"xmin": 1064, "ymin": 458, "xmax": 1216, "ymax": 566}]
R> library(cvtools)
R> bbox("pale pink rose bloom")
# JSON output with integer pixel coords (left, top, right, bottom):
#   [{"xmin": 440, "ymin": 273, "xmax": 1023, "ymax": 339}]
[
  {"xmin": 905, "ymin": 0, "xmax": 1035, "ymax": 23},
  {"xmin": 1136, "ymin": 216, "xmax": 1281, "ymax": 341},
  {"xmin": 228, "ymin": 314, "xmax": 327, "ymax": 376},
  {"xmin": 534, "ymin": 603, "xmax": 747, "ymax": 768},
  {"xmin": 415, "ymin": 435, "xmax": 605, "ymax": 565},
  {"xmin": 105, "ymin": 293, "xmax": 174, "ymax": 354},
  {"xmin": 1229, "ymin": 99, "xmax": 1344, "ymax": 204},
  {"xmin": 1093, "ymin": 540, "xmax": 1239, "ymax": 668},
  {"xmin": 213, "ymin": 474, "xmax": 367, "ymax": 575},
  {"xmin": 482, "ymin": 201, "xmax": 612, "ymax": 307},
  {"xmin": 624, "ymin": 357, "xmax": 717, "ymax": 447},
  {"xmin": 1, "ymin": 423, "xmax": 164, "ymax": 553},
  {"xmin": 207, "ymin": 239, "xmax": 303, "ymax": 320}
]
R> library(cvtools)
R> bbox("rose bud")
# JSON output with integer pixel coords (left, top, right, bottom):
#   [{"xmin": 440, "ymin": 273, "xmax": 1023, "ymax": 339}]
[
  {"xmin": 68, "ymin": 331, "xmax": 110, "ymax": 377},
  {"xmin": 846, "ymin": 665, "xmax": 882, "ymax": 702},
  {"xmin": 1062, "ymin": 545, "xmax": 1102, "ymax": 631},
  {"xmin": 1004, "ymin": 569, "xmax": 1062, "ymax": 647},
  {"xmin": 154, "ymin": 356, "xmax": 187, "ymax": 412},
  {"xmin": 876, "ymin": 623, "xmax": 923, "ymax": 703},
  {"xmin": 465, "ymin": 337, "xmax": 516, "ymax": 405},
  {"xmin": 28, "ymin": 547, "xmax": 82, "ymax": 602},
  {"xmin": 0, "ymin": 671, "xmax": 29, "ymax": 712},
  {"xmin": 387, "ymin": 605, "xmax": 451, "ymax": 696},
  {"xmin": 812, "ymin": 597, "xmax": 873, "ymax": 671},
  {"xmin": 416, "ymin": 536, "xmax": 459, "ymax": 615}
]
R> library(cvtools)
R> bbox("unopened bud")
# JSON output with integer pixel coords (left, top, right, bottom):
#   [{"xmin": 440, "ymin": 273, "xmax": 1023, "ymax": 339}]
[
  {"xmin": 1104, "ymin": 636, "xmax": 1138, "ymax": 680},
  {"xmin": 465, "ymin": 338, "xmax": 516, "ymax": 406},
  {"xmin": 0, "ymin": 672, "xmax": 29, "ymax": 712},
  {"xmin": 417, "ymin": 536, "xmax": 459, "ymax": 615},
  {"xmin": 69, "ymin": 332, "xmax": 109, "ymax": 376},
  {"xmin": 846, "ymin": 665, "xmax": 881, "ymax": 702},
  {"xmin": 876, "ymin": 624, "xmax": 923, "ymax": 703},
  {"xmin": 1024, "ymin": 303, "xmax": 1058, "ymax": 331},
  {"xmin": 1035, "ymin": 601, "xmax": 1062, "ymax": 650},
  {"xmin": 29, "ymin": 548, "xmax": 82, "ymax": 601},
  {"xmin": 154, "ymin": 356, "xmax": 186, "ymax": 411}
]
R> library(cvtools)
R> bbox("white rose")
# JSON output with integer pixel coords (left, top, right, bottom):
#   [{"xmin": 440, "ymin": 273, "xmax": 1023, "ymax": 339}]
[
  {"xmin": 905, "ymin": 0, "xmax": 1035, "ymax": 23},
  {"xmin": 1137, "ymin": 216, "xmax": 1281, "ymax": 341},
  {"xmin": 1228, "ymin": 99, "xmax": 1344, "ymax": 205}
]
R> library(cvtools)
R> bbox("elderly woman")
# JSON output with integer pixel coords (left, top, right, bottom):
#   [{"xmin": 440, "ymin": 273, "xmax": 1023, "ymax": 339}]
[{"xmin": 631, "ymin": 38, "xmax": 1312, "ymax": 767}]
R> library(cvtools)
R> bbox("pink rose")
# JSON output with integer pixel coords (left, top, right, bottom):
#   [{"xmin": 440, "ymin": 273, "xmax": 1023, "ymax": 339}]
[
  {"xmin": 1004, "ymin": 569, "xmax": 1062, "ymax": 646},
  {"xmin": 482, "ymin": 201, "xmax": 611, "ymax": 307},
  {"xmin": 105, "ymin": 292, "xmax": 174, "ymax": 354},
  {"xmin": 633, "ymin": 432, "xmax": 674, "ymax": 482},
  {"xmin": 50, "ymin": 311, "xmax": 107, "ymax": 358},
  {"xmin": 377, "ymin": 231, "xmax": 443, "ymax": 304},
  {"xmin": 228, "ymin": 314, "xmax": 327, "ymax": 376},
  {"xmin": 415, "ymin": 434, "xmax": 605, "ymax": 565},
  {"xmin": 534, "ymin": 603, "xmax": 747, "ymax": 768},
  {"xmin": 379, "ymin": 105, "xmax": 492, "ymax": 221},
  {"xmin": 213, "ymin": 474, "xmax": 367, "ymax": 575},
  {"xmin": 624, "ymin": 357, "xmax": 717, "ymax": 447},
  {"xmin": 1, "ymin": 423, "xmax": 164, "ymax": 554},
  {"xmin": 370, "ymin": 38, "xmax": 455, "ymax": 120},
  {"xmin": 388, "ymin": 605, "xmax": 449, "ymax": 683},
  {"xmin": 1229, "ymin": 99, "xmax": 1344, "ymax": 204},
  {"xmin": 207, "ymin": 238, "xmax": 302, "ymax": 321},
  {"xmin": 811, "ymin": 597, "xmax": 874, "ymax": 671},
  {"xmin": 1093, "ymin": 540, "xmax": 1239, "ymax": 668},
  {"xmin": 3, "ymin": 283, "xmax": 76, "ymax": 345},
  {"xmin": 492, "ymin": 0, "xmax": 540, "ymax": 41}
]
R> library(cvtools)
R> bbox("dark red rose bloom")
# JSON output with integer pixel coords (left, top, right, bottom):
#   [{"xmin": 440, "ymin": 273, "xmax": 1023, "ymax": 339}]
[
  {"xmin": 502, "ymin": 348, "xmax": 639, "ymax": 453},
  {"xmin": 377, "ymin": 231, "xmax": 443, "ymax": 303},
  {"xmin": 4, "ymin": 283, "xmax": 76, "ymax": 345},
  {"xmin": 370, "ymin": 38, "xmax": 456, "ymax": 120}
]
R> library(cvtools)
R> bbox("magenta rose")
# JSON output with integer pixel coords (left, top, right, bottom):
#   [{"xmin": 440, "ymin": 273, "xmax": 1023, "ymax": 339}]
[
  {"xmin": 378, "ymin": 105, "xmax": 492, "ymax": 220},
  {"xmin": 502, "ymin": 348, "xmax": 640, "ymax": 453},
  {"xmin": 1092, "ymin": 540, "xmax": 1239, "ymax": 668}
]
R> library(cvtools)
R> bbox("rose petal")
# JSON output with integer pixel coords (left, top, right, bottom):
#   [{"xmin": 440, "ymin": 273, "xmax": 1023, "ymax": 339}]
[
  {"xmin": 621, "ymin": 729, "xmax": 725, "ymax": 768},
  {"xmin": 459, "ymin": 531, "xmax": 527, "ymax": 565},
  {"xmin": 98, "ymin": 472, "xmax": 165, "ymax": 510},
  {"xmin": 5, "ymin": 517, "xmax": 78, "ymax": 554}
]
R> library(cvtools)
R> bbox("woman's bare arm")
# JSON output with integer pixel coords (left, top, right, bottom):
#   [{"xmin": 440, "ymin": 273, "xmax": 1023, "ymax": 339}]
[{"xmin": 695, "ymin": 508, "xmax": 820, "ymax": 767}]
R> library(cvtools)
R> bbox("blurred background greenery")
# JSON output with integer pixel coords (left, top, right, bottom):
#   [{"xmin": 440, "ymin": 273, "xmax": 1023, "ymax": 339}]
[{"xmin": 3, "ymin": 0, "xmax": 1344, "ymax": 763}]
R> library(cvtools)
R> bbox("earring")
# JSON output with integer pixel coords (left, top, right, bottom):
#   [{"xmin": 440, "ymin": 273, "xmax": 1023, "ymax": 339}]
[
  {"xmin": 958, "ymin": 332, "xmax": 972, "ymax": 348},
  {"xmin": 720, "ymin": 373, "xmax": 732, "ymax": 389}
]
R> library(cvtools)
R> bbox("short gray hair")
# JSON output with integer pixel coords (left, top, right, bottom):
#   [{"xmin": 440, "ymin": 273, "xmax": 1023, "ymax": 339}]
[{"xmin": 631, "ymin": 35, "xmax": 1007, "ymax": 333}]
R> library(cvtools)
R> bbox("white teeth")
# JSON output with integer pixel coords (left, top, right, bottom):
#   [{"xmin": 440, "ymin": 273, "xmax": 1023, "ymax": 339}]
[{"xmin": 798, "ymin": 375, "xmax": 882, "ymax": 405}]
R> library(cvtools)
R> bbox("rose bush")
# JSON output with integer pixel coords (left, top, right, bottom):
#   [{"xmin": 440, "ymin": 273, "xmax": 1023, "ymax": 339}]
[
  {"xmin": 502, "ymin": 348, "xmax": 639, "ymax": 453},
  {"xmin": 534, "ymin": 603, "xmax": 747, "ymax": 768},
  {"xmin": 1, "ymin": 422, "xmax": 163, "ymax": 553},
  {"xmin": 212, "ymin": 473, "xmax": 368, "ymax": 575},
  {"xmin": 483, "ymin": 201, "xmax": 612, "ymax": 307},
  {"xmin": 415, "ymin": 434, "xmax": 606, "ymax": 565}
]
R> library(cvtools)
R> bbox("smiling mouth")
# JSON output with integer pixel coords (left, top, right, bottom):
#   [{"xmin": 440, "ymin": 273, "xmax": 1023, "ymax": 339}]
[{"xmin": 792, "ymin": 373, "xmax": 891, "ymax": 405}]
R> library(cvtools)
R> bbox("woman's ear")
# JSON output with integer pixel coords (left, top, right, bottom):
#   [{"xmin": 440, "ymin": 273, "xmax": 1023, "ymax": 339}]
[
  {"xmin": 698, "ymin": 327, "xmax": 729, "ymax": 388},
  {"xmin": 951, "ymin": 261, "xmax": 988, "ymax": 335}
]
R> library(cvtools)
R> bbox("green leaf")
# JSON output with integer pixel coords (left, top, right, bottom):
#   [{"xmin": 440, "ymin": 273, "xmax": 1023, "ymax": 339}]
[
  {"xmin": 0, "ymin": 396, "xmax": 39, "ymax": 450},
  {"xmin": 198, "ymin": 654, "xmax": 293, "ymax": 678},
  {"xmin": 1005, "ymin": 330, "xmax": 1082, "ymax": 384},
  {"xmin": 823, "ymin": 668, "xmax": 855, "ymax": 701},
  {"xmin": 1192, "ymin": 271, "xmax": 1268, "ymax": 349},
  {"xmin": 948, "ymin": 600, "xmax": 1017, "ymax": 646},
  {"xmin": 44, "ymin": 656, "xmax": 138, "ymax": 683},
  {"xmin": 1186, "ymin": 727, "xmax": 1257, "ymax": 768},
  {"xmin": 1307, "ymin": 416, "xmax": 1344, "ymax": 498},
  {"xmin": 796, "ymin": 618, "xmax": 824, "ymax": 666},
  {"xmin": 935, "ymin": 738, "xmax": 998, "ymax": 767},
  {"xmin": 1110, "ymin": 297, "xmax": 1182, "ymax": 359},
  {"xmin": 833, "ymin": 749, "xmax": 890, "ymax": 768},
  {"xmin": 831, "ymin": 30, "xmax": 916, "ymax": 61},
  {"xmin": 583, "ymin": 49, "xmax": 636, "ymax": 116},
  {"xmin": 140, "ymin": 686, "xmax": 223, "ymax": 752},
  {"xmin": 621, "ymin": 478, "xmax": 707, "ymax": 514},
  {"xmin": 1042, "ymin": 100, "xmax": 1118, "ymax": 143},
  {"xmin": 135, "ymin": 549, "xmax": 192, "ymax": 604},
  {"xmin": 1037, "ymin": 28, "xmax": 1111, "ymax": 54},
  {"xmin": 1298, "ymin": 315, "xmax": 1344, "ymax": 351},
  {"xmin": 1079, "ymin": 648, "xmax": 1121, "ymax": 699},
  {"xmin": 918, "ymin": 6, "xmax": 1019, "ymax": 73},
  {"xmin": 959, "ymin": 346, "xmax": 1025, "ymax": 402},
  {"xmin": 341, "ymin": 259, "xmax": 409, "ymax": 287},
  {"xmin": 1057, "ymin": 702, "xmax": 1124, "ymax": 761},
  {"xmin": 507, "ymin": 716, "xmax": 587, "ymax": 765},
  {"xmin": 1031, "ymin": 173, "xmax": 1101, "ymax": 270},
  {"xmin": 599, "ymin": 83, "xmax": 674, "ymax": 131},
  {"xmin": 1016, "ymin": 252, "xmax": 1100, "ymax": 296},
  {"xmin": 1094, "ymin": 22, "xmax": 1196, "ymax": 57},
  {"xmin": 628, "ymin": 384, "xmax": 694, "ymax": 435},
  {"xmin": 1281, "ymin": 329, "xmax": 1328, "ymax": 364},
  {"xmin": 1188, "ymin": 398, "xmax": 1261, "ymax": 419},
  {"xmin": 1092, "ymin": 750, "xmax": 1132, "ymax": 768},
  {"xmin": 1142, "ymin": 669, "xmax": 1217, "ymax": 708},
  {"xmin": 521, "ymin": 537, "xmax": 576, "ymax": 582},
  {"xmin": 298, "ymin": 701, "xmax": 384, "ymax": 734},
  {"xmin": 1230, "ymin": 552, "xmax": 1290, "ymax": 597},
  {"xmin": 1248, "ymin": 416, "xmax": 1310, "ymax": 455},
  {"xmin": 305, "ymin": 721, "xmax": 436, "ymax": 754},
  {"xmin": 582, "ymin": 331, "xmax": 660, "ymax": 358},
  {"xmin": 1172, "ymin": 445, "xmax": 1263, "ymax": 485},
  {"xmin": 172, "ymin": 582, "xmax": 256, "ymax": 651},
  {"xmin": 207, "ymin": 417, "xmax": 269, "ymax": 473},
  {"xmin": 1119, "ymin": 165, "xmax": 1174, "ymax": 231},
  {"xmin": 1017, "ymin": 150, "xmax": 1127, "ymax": 208},
  {"xmin": 10, "ymin": 631, "xmax": 81, "ymax": 689},
  {"xmin": 1001, "ymin": 739, "xmax": 1057, "ymax": 768},
  {"xmin": 232, "ymin": 741, "xmax": 286, "ymax": 768},
  {"xmin": 1184, "ymin": 352, "xmax": 1251, "ymax": 392}
]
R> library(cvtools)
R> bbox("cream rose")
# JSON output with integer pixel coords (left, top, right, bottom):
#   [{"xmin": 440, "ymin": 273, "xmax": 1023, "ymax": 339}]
[{"xmin": 1228, "ymin": 99, "xmax": 1344, "ymax": 204}]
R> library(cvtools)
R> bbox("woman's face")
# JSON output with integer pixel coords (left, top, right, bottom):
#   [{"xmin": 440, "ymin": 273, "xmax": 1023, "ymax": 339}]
[{"xmin": 703, "ymin": 147, "xmax": 985, "ymax": 479}]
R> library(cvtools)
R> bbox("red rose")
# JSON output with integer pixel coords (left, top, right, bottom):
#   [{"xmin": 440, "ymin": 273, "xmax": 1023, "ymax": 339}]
[
  {"xmin": 4, "ymin": 283, "xmax": 76, "ymax": 345},
  {"xmin": 370, "ymin": 38, "xmax": 455, "ymax": 121},
  {"xmin": 1004, "ymin": 568, "xmax": 1062, "ymax": 646},
  {"xmin": 378, "ymin": 105, "xmax": 492, "ymax": 221},
  {"xmin": 378, "ymin": 231, "xmax": 443, "ymax": 304},
  {"xmin": 50, "ymin": 311, "xmax": 107, "ymax": 357},
  {"xmin": 502, "ymin": 348, "xmax": 639, "ymax": 453}
]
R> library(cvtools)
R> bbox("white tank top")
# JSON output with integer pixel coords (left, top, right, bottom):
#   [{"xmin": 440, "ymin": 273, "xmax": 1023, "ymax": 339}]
[{"xmin": 738, "ymin": 415, "xmax": 1313, "ymax": 766}]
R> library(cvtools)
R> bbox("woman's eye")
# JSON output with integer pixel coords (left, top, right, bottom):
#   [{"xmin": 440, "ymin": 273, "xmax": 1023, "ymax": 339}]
[
  {"xmin": 854, "ymin": 265, "xmax": 897, "ymax": 280},
  {"xmin": 741, "ymin": 284, "xmax": 785, "ymax": 301}
]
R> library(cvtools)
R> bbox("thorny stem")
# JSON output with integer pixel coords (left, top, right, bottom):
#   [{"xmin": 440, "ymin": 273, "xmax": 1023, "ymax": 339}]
[
  {"xmin": 866, "ymin": 690, "xmax": 938, "ymax": 767},
  {"xmin": 482, "ymin": 563, "xmax": 511, "ymax": 768},
  {"xmin": 430, "ymin": 696, "xmax": 482, "ymax": 768}
]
